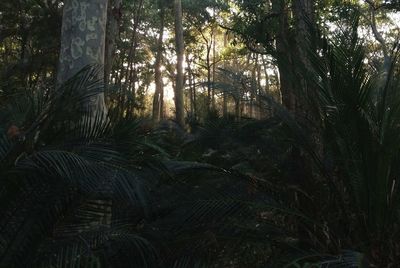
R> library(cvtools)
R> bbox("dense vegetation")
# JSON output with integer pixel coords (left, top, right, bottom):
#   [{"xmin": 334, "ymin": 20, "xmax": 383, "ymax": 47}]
[{"xmin": 1, "ymin": 0, "xmax": 399, "ymax": 267}]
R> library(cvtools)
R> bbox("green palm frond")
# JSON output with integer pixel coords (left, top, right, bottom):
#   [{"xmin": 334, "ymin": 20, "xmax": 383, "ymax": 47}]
[{"xmin": 0, "ymin": 66, "xmax": 166, "ymax": 267}]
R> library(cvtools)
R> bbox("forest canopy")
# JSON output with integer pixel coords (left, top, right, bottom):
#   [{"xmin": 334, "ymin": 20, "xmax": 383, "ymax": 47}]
[{"xmin": 0, "ymin": 0, "xmax": 400, "ymax": 267}]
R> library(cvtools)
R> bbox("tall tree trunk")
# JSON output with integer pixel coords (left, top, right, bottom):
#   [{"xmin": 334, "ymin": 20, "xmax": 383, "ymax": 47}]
[
  {"xmin": 235, "ymin": 99, "xmax": 240, "ymax": 121},
  {"xmin": 123, "ymin": 0, "xmax": 144, "ymax": 114},
  {"xmin": 187, "ymin": 55, "xmax": 194, "ymax": 116},
  {"xmin": 293, "ymin": 0, "xmax": 316, "ymax": 116},
  {"xmin": 271, "ymin": 0, "xmax": 295, "ymax": 112},
  {"xmin": 104, "ymin": 0, "xmax": 122, "ymax": 87},
  {"xmin": 291, "ymin": 0, "xmax": 320, "ymax": 249},
  {"xmin": 211, "ymin": 9, "xmax": 216, "ymax": 111},
  {"xmin": 206, "ymin": 45, "xmax": 212, "ymax": 113},
  {"xmin": 192, "ymin": 72, "xmax": 197, "ymax": 118},
  {"xmin": 160, "ymin": 79, "xmax": 165, "ymax": 119},
  {"xmin": 250, "ymin": 54, "xmax": 257, "ymax": 118},
  {"xmin": 152, "ymin": 1, "xmax": 165, "ymax": 122},
  {"xmin": 261, "ymin": 55, "xmax": 271, "ymax": 117},
  {"xmin": 173, "ymin": 0, "xmax": 185, "ymax": 127},
  {"xmin": 256, "ymin": 57, "xmax": 263, "ymax": 119},
  {"xmin": 57, "ymin": 0, "xmax": 108, "ymax": 115},
  {"xmin": 223, "ymin": 31, "xmax": 228, "ymax": 117},
  {"xmin": 57, "ymin": 0, "xmax": 111, "ymax": 227}
]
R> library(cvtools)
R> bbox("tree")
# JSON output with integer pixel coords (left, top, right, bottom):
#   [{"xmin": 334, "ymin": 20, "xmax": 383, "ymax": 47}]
[
  {"xmin": 152, "ymin": 0, "xmax": 166, "ymax": 122},
  {"xmin": 57, "ymin": 0, "xmax": 108, "ymax": 115},
  {"xmin": 0, "ymin": 0, "xmax": 61, "ymax": 90},
  {"xmin": 173, "ymin": 0, "xmax": 185, "ymax": 127},
  {"xmin": 105, "ymin": 0, "xmax": 122, "ymax": 86}
]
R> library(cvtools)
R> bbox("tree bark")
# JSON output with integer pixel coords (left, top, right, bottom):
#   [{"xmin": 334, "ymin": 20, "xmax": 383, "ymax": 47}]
[
  {"xmin": 212, "ymin": 10, "xmax": 217, "ymax": 111},
  {"xmin": 186, "ymin": 54, "xmax": 194, "ymax": 116},
  {"xmin": 366, "ymin": 0, "xmax": 391, "ymax": 74},
  {"xmin": 271, "ymin": 0, "xmax": 295, "ymax": 112},
  {"xmin": 256, "ymin": 56, "xmax": 263, "ymax": 118},
  {"xmin": 293, "ymin": 0, "xmax": 316, "ymax": 117},
  {"xmin": 123, "ymin": 0, "xmax": 144, "ymax": 114},
  {"xmin": 223, "ymin": 31, "xmax": 228, "ymax": 117},
  {"xmin": 104, "ymin": 0, "xmax": 122, "ymax": 87},
  {"xmin": 57, "ymin": 0, "xmax": 108, "ymax": 114},
  {"xmin": 235, "ymin": 99, "xmax": 240, "ymax": 121},
  {"xmin": 57, "ymin": 0, "xmax": 111, "ymax": 227},
  {"xmin": 173, "ymin": 0, "xmax": 185, "ymax": 127},
  {"xmin": 192, "ymin": 72, "xmax": 197, "ymax": 117},
  {"xmin": 250, "ymin": 54, "xmax": 257, "ymax": 118},
  {"xmin": 206, "ymin": 45, "xmax": 212, "ymax": 112},
  {"xmin": 152, "ymin": 1, "xmax": 165, "ymax": 122}
]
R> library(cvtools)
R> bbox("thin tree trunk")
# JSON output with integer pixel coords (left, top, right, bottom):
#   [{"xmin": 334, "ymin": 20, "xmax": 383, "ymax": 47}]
[
  {"xmin": 105, "ymin": 0, "xmax": 122, "ymax": 87},
  {"xmin": 256, "ymin": 57, "xmax": 263, "ymax": 119},
  {"xmin": 250, "ymin": 54, "xmax": 257, "ymax": 118},
  {"xmin": 223, "ymin": 31, "xmax": 228, "ymax": 117},
  {"xmin": 235, "ymin": 99, "xmax": 240, "ymax": 121},
  {"xmin": 173, "ymin": 0, "xmax": 185, "ymax": 127},
  {"xmin": 261, "ymin": 55, "xmax": 270, "ymax": 93},
  {"xmin": 192, "ymin": 72, "xmax": 197, "ymax": 118},
  {"xmin": 152, "ymin": 1, "xmax": 165, "ymax": 122},
  {"xmin": 160, "ymin": 79, "xmax": 165, "ymax": 119},
  {"xmin": 187, "ymin": 55, "xmax": 194, "ymax": 116},
  {"xmin": 206, "ymin": 45, "xmax": 212, "ymax": 113},
  {"xmin": 123, "ymin": 0, "xmax": 144, "ymax": 114},
  {"xmin": 261, "ymin": 55, "xmax": 270, "ymax": 117},
  {"xmin": 211, "ymin": 7, "xmax": 216, "ymax": 110}
]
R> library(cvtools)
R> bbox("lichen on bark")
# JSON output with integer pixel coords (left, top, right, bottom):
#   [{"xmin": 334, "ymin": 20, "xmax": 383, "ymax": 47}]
[
  {"xmin": 71, "ymin": 37, "xmax": 84, "ymax": 59},
  {"xmin": 57, "ymin": 0, "xmax": 108, "ymax": 84}
]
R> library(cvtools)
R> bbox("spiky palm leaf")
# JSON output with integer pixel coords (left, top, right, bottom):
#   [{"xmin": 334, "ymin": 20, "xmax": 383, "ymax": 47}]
[
  {"xmin": 0, "ymin": 66, "xmax": 166, "ymax": 267},
  {"xmin": 256, "ymin": 13, "xmax": 400, "ymax": 266}
]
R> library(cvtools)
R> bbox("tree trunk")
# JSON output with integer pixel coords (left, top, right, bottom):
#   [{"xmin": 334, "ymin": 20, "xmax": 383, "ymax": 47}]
[
  {"xmin": 192, "ymin": 72, "xmax": 197, "ymax": 118},
  {"xmin": 173, "ymin": 0, "xmax": 185, "ymax": 127},
  {"xmin": 152, "ymin": 1, "xmax": 165, "ymax": 122},
  {"xmin": 250, "ymin": 54, "xmax": 257, "ymax": 118},
  {"xmin": 57, "ymin": 0, "xmax": 108, "ymax": 115},
  {"xmin": 206, "ymin": 45, "xmax": 212, "ymax": 113},
  {"xmin": 223, "ymin": 31, "xmax": 228, "ymax": 117},
  {"xmin": 261, "ymin": 55, "xmax": 271, "ymax": 117},
  {"xmin": 186, "ymin": 55, "xmax": 194, "ymax": 116},
  {"xmin": 271, "ymin": 0, "xmax": 297, "ymax": 112},
  {"xmin": 104, "ymin": 0, "xmax": 122, "ymax": 87},
  {"xmin": 235, "ymin": 99, "xmax": 240, "ymax": 121},
  {"xmin": 160, "ymin": 78, "xmax": 165, "ymax": 119},
  {"xmin": 123, "ymin": 0, "xmax": 144, "ymax": 114},
  {"xmin": 211, "ymin": 11, "xmax": 216, "ymax": 111},
  {"xmin": 293, "ymin": 0, "xmax": 316, "ymax": 116},
  {"xmin": 57, "ymin": 0, "xmax": 111, "ymax": 227}
]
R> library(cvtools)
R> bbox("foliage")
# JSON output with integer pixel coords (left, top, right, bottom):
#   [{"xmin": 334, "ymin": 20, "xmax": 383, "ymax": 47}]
[
  {"xmin": 0, "ymin": 67, "xmax": 166, "ymax": 267},
  {"xmin": 254, "ymin": 17, "xmax": 400, "ymax": 266},
  {"xmin": 157, "ymin": 16, "xmax": 400, "ymax": 267},
  {"xmin": 2, "ymin": 0, "xmax": 400, "ymax": 267}
]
